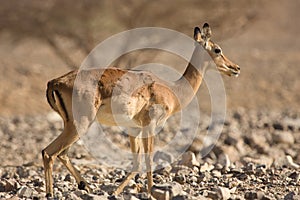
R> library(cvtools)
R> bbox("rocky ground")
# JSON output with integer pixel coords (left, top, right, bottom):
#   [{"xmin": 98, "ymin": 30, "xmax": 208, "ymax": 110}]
[
  {"xmin": 0, "ymin": 1, "xmax": 300, "ymax": 199},
  {"xmin": 0, "ymin": 109, "xmax": 299, "ymax": 200}
]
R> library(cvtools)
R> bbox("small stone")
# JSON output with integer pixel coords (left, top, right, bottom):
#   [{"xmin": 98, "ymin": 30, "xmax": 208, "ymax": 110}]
[
  {"xmin": 215, "ymin": 186, "xmax": 231, "ymax": 200},
  {"xmin": 189, "ymin": 176, "xmax": 197, "ymax": 183},
  {"xmin": 218, "ymin": 154, "xmax": 231, "ymax": 172},
  {"xmin": 155, "ymin": 162, "xmax": 172, "ymax": 173},
  {"xmin": 172, "ymin": 195, "xmax": 189, "ymax": 200},
  {"xmin": 153, "ymin": 151, "xmax": 173, "ymax": 163},
  {"xmin": 244, "ymin": 191, "xmax": 258, "ymax": 200},
  {"xmin": 230, "ymin": 194, "xmax": 244, "ymax": 200},
  {"xmin": 16, "ymin": 166, "xmax": 29, "ymax": 178},
  {"xmin": 224, "ymin": 134, "xmax": 238, "ymax": 146},
  {"xmin": 74, "ymin": 189, "xmax": 88, "ymax": 197},
  {"xmin": 100, "ymin": 183, "xmax": 117, "ymax": 195},
  {"xmin": 54, "ymin": 190, "xmax": 63, "ymax": 199},
  {"xmin": 236, "ymin": 140, "xmax": 247, "ymax": 155},
  {"xmin": 273, "ymin": 131, "xmax": 294, "ymax": 144},
  {"xmin": 17, "ymin": 186, "xmax": 33, "ymax": 198},
  {"xmin": 0, "ymin": 179, "xmax": 19, "ymax": 192},
  {"xmin": 66, "ymin": 193, "xmax": 82, "ymax": 200},
  {"xmin": 188, "ymin": 137, "xmax": 203, "ymax": 153},
  {"xmin": 273, "ymin": 122, "xmax": 284, "ymax": 130},
  {"xmin": 205, "ymin": 190, "xmax": 220, "ymax": 199},
  {"xmin": 81, "ymin": 193, "xmax": 107, "ymax": 200},
  {"xmin": 179, "ymin": 151, "xmax": 199, "ymax": 168},
  {"xmin": 167, "ymin": 182, "xmax": 182, "ymax": 197},
  {"xmin": 151, "ymin": 182, "xmax": 182, "ymax": 199},
  {"xmin": 212, "ymin": 170, "xmax": 222, "ymax": 178},
  {"xmin": 171, "ymin": 165, "xmax": 190, "ymax": 174},
  {"xmin": 233, "ymin": 110, "xmax": 243, "ymax": 120},
  {"xmin": 64, "ymin": 174, "xmax": 72, "ymax": 182},
  {"xmin": 230, "ymin": 187, "xmax": 237, "ymax": 194},
  {"xmin": 236, "ymin": 173, "xmax": 248, "ymax": 181},
  {"xmin": 284, "ymin": 192, "xmax": 299, "ymax": 200},
  {"xmin": 23, "ymin": 161, "xmax": 35, "ymax": 167},
  {"xmin": 255, "ymin": 166, "xmax": 267, "ymax": 176},
  {"xmin": 215, "ymin": 163, "xmax": 223, "ymax": 170},
  {"xmin": 222, "ymin": 145, "xmax": 240, "ymax": 163},
  {"xmin": 151, "ymin": 188, "xmax": 170, "ymax": 200},
  {"xmin": 6, "ymin": 196, "xmax": 20, "ymax": 200},
  {"xmin": 246, "ymin": 132, "xmax": 269, "ymax": 153},
  {"xmin": 288, "ymin": 171, "xmax": 299, "ymax": 181},
  {"xmin": 242, "ymin": 156, "xmax": 273, "ymax": 169},
  {"xmin": 128, "ymin": 195, "xmax": 140, "ymax": 200},
  {"xmin": 245, "ymin": 163, "xmax": 255, "ymax": 173},
  {"xmin": 137, "ymin": 192, "xmax": 149, "ymax": 199},
  {"xmin": 257, "ymin": 191, "xmax": 272, "ymax": 200},
  {"xmin": 285, "ymin": 155, "xmax": 300, "ymax": 169},
  {"xmin": 174, "ymin": 175, "xmax": 186, "ymax": 184},
  {"xmin": 200, "ymin": 162, "xmax": 214, "ymax": 172},
  {"xmin": 0, "ymin": 180, "xmax": 5, "ymax": 192}
]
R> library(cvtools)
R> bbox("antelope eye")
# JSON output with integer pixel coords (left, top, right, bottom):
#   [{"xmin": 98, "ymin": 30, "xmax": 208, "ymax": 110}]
[{"xmin": 214, "ymin": 48, "xmax": 221, "ymax": 54}]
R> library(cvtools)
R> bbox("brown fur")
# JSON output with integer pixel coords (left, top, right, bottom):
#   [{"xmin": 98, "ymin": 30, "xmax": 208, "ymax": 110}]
[{"xmin": 42, "ymin": 23, "xmax": 240, "ymax": 197}]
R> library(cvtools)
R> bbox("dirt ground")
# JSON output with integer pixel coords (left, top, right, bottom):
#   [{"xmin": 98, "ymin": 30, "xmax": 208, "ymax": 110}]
[{"xmin": 0, "ymin": 0, "xmax": 299, "ymax": 199}]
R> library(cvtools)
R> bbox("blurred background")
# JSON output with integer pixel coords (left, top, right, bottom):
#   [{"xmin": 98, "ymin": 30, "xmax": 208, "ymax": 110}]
[{"xmin": 0, "ymin": 0, "xmax": 299, "ymax": 116}]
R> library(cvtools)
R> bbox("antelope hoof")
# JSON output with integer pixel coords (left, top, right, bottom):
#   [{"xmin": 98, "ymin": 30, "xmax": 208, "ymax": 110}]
[
  {"xmin": 45, "ymin": 193, "xmax": 53, "ymax": 198},
  {"xmin": 78, "ymin": 181, "xmax": 91, "ymax": 193}
]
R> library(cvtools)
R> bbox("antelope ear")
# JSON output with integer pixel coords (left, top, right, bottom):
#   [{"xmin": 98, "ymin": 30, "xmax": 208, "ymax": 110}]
[
  {"xmin": 201, "ymin": 23, "xmax": 212, "ymax": 42},
  {"xmin": 193, "ymin": 27, "xmax": 201, "ymax": 42}
]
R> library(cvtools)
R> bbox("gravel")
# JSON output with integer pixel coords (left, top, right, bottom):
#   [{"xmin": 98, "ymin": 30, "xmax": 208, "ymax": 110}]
[{"xmin": 0, "ymin": 109, "xmax": 299, "ymax": 199}]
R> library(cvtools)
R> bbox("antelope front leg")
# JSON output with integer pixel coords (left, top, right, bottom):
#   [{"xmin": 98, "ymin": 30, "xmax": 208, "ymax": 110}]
[
  {"xmin": 142, "ymin": 135, "xmax": 154, "ymax": 193},
  {"xmin": 114, "ymin": 135, "xmax": 142, "ymax": 196}
]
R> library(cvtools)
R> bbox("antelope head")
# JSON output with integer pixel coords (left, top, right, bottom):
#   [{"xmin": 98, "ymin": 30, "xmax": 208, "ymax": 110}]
[{"xmin": 194, "ymin": 23, "xmax": 240, "ymax": 77}]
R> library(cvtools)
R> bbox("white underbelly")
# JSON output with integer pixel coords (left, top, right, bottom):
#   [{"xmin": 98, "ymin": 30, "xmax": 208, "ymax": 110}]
[
  {"xmin": 96, "ymin": 111, "xmax": 141, "ymax": 127},
  {"xmin": 96, "ymin": 97, "xmax": 145, "ymax": 127}
]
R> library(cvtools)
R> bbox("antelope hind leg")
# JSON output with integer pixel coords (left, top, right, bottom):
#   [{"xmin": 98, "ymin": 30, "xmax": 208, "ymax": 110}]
[
  {"xmin": 58, "ymin": 148, "xmax": 91, "ymax": 192},
  {"xmin": 114, "ymin": 135, "xmax": 142, "ymax": 196},
  {"xmin": 42, "ymin": 123, "xmax": 79, "ymax": 197}
]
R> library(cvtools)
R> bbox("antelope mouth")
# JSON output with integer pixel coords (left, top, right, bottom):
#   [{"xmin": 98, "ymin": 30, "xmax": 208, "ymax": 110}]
[
  {"xmin": 221, "ymin": 64, "xmax": 240, "ymax": 77},
  {"xmin": 228, "ymin": 66, "xmax": 240, "ymax": 77},
  {"xmin": 231, "ymin": 70, "xmax": 240, "ymax": 77}
]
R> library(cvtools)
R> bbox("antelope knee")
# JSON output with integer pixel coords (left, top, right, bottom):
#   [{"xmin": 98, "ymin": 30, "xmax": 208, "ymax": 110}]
[{"xmin": 42, "ymin": 149, "xmax": 54, "ymax": 164}]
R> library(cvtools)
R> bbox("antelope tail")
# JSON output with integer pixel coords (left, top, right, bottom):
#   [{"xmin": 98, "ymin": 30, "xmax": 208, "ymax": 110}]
[{"xmin": 46, "ymin": 80, "xmax": 69, "ymax": 121}]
